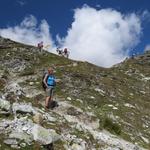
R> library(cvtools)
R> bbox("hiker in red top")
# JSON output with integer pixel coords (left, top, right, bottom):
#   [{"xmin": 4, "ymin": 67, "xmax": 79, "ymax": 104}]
[
  {"xmin": 37, "ymin": 41, "xmax": 43, "ymax": 52},
  {"xmin": 63, "ymin": 48, "xmax": 69, "ymax": 58}
]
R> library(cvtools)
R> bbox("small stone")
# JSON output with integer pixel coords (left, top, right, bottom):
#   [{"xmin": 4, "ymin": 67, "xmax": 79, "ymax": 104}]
[
  {"xmin": 87, "ymin": 106, "xmax": 91, "ymax": 110},
  {"xmin": 22, "ymin": 126, "xmax": 29, "ymax": 132},
  {"xmin": 4, "ymin": 139, "xmax": 18, "ymax": 145},
  {"xmin": 112, "ymin": 106, "xmax": 118, "ymax": 110},
  {"xmin": 129, "ymin": 93, "xmax": 134, "ymax": 96},
  {"xmin": 72, "ymin": 62, "xmax": 78, "ymax": 67},
  {"xmin": 90, "ymin": 96, "xmax": 95, "ymax": 99},
  {"xmin": 67, "ymin": 97, "xmax": 72, "ymax": 101},
  {"xmin": 33, "ymin": 113, "xmax": 43, "ymax": 125},
  {"xmin": 76, "ymin": 99, "xmax": 83, "ymax": 103},
  {"xmin": 11, "ymin": 145, "xmax": 20, "ymax": 149},
  {"xmin": 20, "ymin": 142, "xmax": 26, "ymax": 147},
  {"xmin": 43, "ymin": 113, "xmax": 56, "ymax": 122},
  {"xmin": 26, "ymin": 94, "xmax": 30, "ymax": 98},
  {"xmin": 124, "ymin": 103, "xmax": 135, "ymax": 108},
  {"xmin": 141, "ymin": 136, "xmax": 149, "ymax": 144},
  {"xmin": 94, "ymin": 88, "xmax": 105, "ymax": 96},
  {"xmin": 71, "ymin": 143, "xmax": 86, "ymax": 150},
  {"xmin": 29, "ymin": 82, "xmax": 34, "ymax": 86},
  {"xmin": 140, "ymin": 91, "xmax": 146, "ymax": 94}
]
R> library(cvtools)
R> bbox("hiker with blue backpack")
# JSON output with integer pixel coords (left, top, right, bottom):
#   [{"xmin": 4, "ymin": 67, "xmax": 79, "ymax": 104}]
[{"xmin": 43, "ymin": 68, "xmax": 56, "ymax": 109}]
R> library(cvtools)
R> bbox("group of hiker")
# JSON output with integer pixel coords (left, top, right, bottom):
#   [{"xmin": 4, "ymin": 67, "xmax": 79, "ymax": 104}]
[
  {"xmin": 56, "ymin": 47, "xmax": 70, "ymax": 58},
  {"xmin": 37, "ymin": 42, "xmax": 70, "ymax": 58},
  {"xmin": 37, "ymin": 41, "xmax": 44, "ymax": 52}
]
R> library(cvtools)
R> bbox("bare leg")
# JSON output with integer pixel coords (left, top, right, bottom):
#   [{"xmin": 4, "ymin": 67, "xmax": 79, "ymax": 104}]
[
  {"xmin": 45, "ymin": 96, "xmax": 50, "ymax": 108},
  {"xmin": 45, "ymin": 88, "xmax": 54, "ymax": 108},
  {"xmin": 48, "ymin": 96, "xmax": 52, "ymax": 105},
  {"xmin": 45, "ymin": 96, "xmax": 53, "ymax": 108}
]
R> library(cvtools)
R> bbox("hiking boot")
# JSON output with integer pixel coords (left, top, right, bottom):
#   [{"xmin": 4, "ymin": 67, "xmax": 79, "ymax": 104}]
[{"xmin": 49, "ymin": 101, "xmax": 59, "ymax": 109}]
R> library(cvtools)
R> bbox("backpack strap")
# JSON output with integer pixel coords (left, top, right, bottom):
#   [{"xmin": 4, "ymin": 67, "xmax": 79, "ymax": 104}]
[{"xmin": 43, "ymin": 73, "xmax": 49, "ymax": 86}]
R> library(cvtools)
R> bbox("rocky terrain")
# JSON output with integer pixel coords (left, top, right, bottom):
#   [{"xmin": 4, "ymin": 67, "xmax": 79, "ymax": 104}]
[{"xmin": 0, "ymin": 36, "xmax": 149, "ymax": 150}]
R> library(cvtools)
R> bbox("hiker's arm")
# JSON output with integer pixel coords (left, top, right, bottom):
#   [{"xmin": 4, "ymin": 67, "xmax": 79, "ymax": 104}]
[
  {"xmin": 55, "ymin": 78, "xmax": 61, "ymax": 83},
  {"xmin": 43, "ymin": 74, "xmax": 48, "ymax": 88}
]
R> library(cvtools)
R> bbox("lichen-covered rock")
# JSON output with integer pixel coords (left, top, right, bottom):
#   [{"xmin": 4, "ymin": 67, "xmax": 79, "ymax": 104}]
[
  {"xmin": 9, "ymin": 131, "xmax": 33, "ymax": 144},
  {"xmin": 32, "ymin": 124, "xmax": 60, "ymax": 145},
  {"xmin": 5, "ymin": 82, "xmax": 25, "ymax": 96},
  {"xmin": 0, "ymin": 98, "xmax": 11, "ymax": 111},
  {"xmin": 12, "ymin": 102, "xmax": 34, "ymax": 114},
  {"xmin": 4, "ymin": 139, "xmax": 18, "ymax": 145}
]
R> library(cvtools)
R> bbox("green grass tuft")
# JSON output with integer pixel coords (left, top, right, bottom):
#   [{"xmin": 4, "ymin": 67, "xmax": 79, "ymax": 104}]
[{"xmin": 103, "ymin": 117, "xmax": 121, "ymax": 135}]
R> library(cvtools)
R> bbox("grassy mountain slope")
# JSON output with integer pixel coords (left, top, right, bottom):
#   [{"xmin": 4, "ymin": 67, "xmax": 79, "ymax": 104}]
[{"xmin": 0, "ymin": 37, "xmax": 150, "ymax": 149}]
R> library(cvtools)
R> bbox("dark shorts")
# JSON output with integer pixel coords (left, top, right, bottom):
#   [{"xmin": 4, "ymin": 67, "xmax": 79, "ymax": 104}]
[{"xmin": 46, "ymin": 87, "xmax": 54, "ymax": 97}]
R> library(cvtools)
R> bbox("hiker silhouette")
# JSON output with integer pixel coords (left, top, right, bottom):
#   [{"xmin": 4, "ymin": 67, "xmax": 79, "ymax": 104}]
[
  {"xmin": 63, "ymin": 48, "xmax": 69, "ymax": 58},
  {"xmin": 37, "ymin": 41, "xmax": 43, "ymax": 52}
]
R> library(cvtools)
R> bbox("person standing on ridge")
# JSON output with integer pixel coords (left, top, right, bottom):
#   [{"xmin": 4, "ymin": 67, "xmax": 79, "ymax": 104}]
[
  {"xmin": 43, "ymin": 68, "xmax": 56, "ymax": 109},
  {"xmin": 63, "ymin": 48, "xmax": 69, "ymax": 58},
  {"xmin": 56, "ymin": 47, "xmax": 63, "ymax": 56},
  {"xmin": 37, "ymin": 41, "xmax": 43, "ymax": 52}
]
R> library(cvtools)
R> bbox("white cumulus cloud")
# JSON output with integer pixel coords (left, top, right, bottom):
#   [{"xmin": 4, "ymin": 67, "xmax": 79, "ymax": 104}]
[
  {"xmin": 0, "ymin": 15, "xmax": 55, "ymax": 50},
  {"xmin": 144, "ymin": 45, "xmax": 150, "ymax": 52},
  {"xmin": 60, "ymin": 5, "xmax": 142, "ymax": 67}
]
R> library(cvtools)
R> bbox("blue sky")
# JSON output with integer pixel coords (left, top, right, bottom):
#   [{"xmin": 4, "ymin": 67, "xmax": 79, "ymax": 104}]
[{"xmin": 0, "ymin": 0, "xmax": 150, "ymax": 67}]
